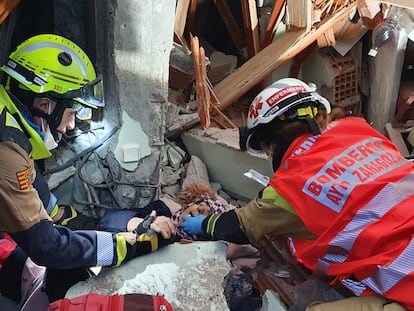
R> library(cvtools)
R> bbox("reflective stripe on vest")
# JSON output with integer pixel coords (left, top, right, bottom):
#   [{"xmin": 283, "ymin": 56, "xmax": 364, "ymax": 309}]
[
  {"xmin": 316, "ymin": 172, "xmax": 414, "ymax": 298},
  {"xmin": 363, "ymin": 238, "xmax": 414, "ymax": 295},
  {"xmin": 269, "ymin": 117, "xmax": 414, "ymax": 309},
  {"xmin": 317, "ymin": 172, "xmax": 414, "ymax": 273}
]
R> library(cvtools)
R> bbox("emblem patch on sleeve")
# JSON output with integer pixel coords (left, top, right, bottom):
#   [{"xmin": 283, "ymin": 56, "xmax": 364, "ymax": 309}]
[{"xmin": 16, "ymin": 168, "xmax": 33, "ymax": 190}]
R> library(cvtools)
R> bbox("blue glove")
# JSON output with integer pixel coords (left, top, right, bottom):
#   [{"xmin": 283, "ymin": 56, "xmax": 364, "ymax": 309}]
[{"xmin": 178, "ymin": 215, "xmax": 206, "ymax": 235}]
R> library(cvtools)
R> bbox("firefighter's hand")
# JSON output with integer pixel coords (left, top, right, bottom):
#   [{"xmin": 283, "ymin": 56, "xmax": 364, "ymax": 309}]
[{"xmin": 179, "ymin": 215, "xmax": 206, "ymax": 235}]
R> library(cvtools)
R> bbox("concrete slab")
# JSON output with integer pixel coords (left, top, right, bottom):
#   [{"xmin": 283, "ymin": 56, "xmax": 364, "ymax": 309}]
[
  {"xmin": 181, "ymin": 128, "xmax": 273, "ymax": 200},
  {"xmin": 66, "ymin": 241, "xmax": 231, "ymax": 311}
]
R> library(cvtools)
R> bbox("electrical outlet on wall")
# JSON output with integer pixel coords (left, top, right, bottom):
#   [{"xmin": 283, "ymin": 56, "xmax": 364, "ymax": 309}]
[{"xmin": 122, "ymin": 144, "xmax": 140, "ymax": 163}]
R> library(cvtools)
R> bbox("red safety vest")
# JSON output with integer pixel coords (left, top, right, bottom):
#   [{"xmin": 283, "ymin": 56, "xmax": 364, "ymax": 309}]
[
  {"xmin": 269, "ymin": 117, "xmax": 414, "ymax": 310},
  {"xmin": 0, "ymin": 232, "xmax": 17, "ymax": 269}
]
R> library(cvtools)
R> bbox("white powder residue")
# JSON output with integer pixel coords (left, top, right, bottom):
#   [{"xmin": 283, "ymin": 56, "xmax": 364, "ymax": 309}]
[
  {"xmin": 117, "ymin": 256, "xmax": 230, "ymax": 311},
  {"xmin": 117, "ymin": 262, "xmax": 180, "ymax": 297}
]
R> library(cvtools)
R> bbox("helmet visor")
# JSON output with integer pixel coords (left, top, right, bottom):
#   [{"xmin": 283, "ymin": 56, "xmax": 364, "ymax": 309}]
[
  {"xmin": 239, "ymin": 126, "xmax": 265, "ymax": 154},
  {"xmin": 239, "ymin": 126, "xmax": 252, "ymax": 151},
  {"xmin": 245, "ymin": 131, "xmax": 267, "ymax": 155},
  {"xmin": 59, "ymin": 75, "xmax": 105, "ymax": 108}
]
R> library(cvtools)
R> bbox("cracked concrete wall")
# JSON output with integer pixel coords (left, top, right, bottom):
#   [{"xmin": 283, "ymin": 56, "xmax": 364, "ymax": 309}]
[{"xmin": 95, "ymin": 0, "xmax": 176, "ymax": 208}]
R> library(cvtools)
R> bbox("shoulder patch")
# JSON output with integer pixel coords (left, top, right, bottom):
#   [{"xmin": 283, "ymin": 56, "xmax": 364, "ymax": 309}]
[{"xmin": 16, "ymin": 167, "xmax": 33, "ymax": 190}]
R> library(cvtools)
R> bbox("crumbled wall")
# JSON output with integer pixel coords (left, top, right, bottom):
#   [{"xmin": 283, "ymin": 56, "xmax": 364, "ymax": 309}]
[{"xmin": 94, "ymin": 0, "xmax": 176, "ymax": 208}]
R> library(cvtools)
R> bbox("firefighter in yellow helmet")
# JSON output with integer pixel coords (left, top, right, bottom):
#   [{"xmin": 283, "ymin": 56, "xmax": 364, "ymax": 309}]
[{"xmin": 0, "ymin": 34, "xmax": 176, "ymax": 309}]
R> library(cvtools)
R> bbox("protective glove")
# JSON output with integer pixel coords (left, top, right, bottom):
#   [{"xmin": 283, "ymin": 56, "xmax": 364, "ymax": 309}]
[
  {"xmin": 133, "ymin": 214, "xmax": 155, "ymax": 236},
  {"xmin": 116, "ymin": 231, "xmax": 155, "ymax": 266},
  {"xmin": 178, "ymin": 215, "xmax": 206, "ymax": 235},
  {"xmin": 116, "ymin": 214, "xmax": 175, "ymax": 266}
]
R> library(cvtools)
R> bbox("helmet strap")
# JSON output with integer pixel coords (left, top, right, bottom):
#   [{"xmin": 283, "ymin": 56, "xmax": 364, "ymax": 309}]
[
  {"xmin": 29, "ymin": 101, "xmax": 65, "ymax": 140},
  {"xmin": 7, "ymin": 78, "xmax": 37, "ymax": 106},
  {"xmin": 272, "ymin": 137, "xmax": 294, "ymax": 170},
  {"xmin": 306, "ymin": 118, "xmax": 321, "ymax": 135}
]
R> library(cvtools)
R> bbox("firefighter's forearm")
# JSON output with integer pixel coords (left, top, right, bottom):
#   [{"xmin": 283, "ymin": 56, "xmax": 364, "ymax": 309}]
[{"xmin": 202, "ymin": 210, "xmax": 250, "ymax": 244}]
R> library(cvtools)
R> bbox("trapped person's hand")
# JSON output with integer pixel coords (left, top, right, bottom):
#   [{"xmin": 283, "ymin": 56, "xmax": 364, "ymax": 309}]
[{"xmin": 150, "ymin": 212, "xmax": 177, "ymax": 239}]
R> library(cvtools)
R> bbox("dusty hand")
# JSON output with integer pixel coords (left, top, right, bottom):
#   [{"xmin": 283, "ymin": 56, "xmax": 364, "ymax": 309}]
[{"xmin": 149, "ymin": 210, "xmax": 177, "ymax": 239}]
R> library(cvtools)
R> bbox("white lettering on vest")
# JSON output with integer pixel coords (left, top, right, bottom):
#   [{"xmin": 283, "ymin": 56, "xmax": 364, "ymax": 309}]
[{"xmin": 303, "ymin": 138, "xmax": 407, "ymax": 213}]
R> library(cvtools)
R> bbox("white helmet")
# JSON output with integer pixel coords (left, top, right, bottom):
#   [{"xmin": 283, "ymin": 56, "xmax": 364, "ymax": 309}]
[
  {"xmin": 240, "ymin": 78, "xmax": 331, "ymax": 153},
  {"xmin": 247, "ymin": 78, "xmax": 331, "ymax": 129}
]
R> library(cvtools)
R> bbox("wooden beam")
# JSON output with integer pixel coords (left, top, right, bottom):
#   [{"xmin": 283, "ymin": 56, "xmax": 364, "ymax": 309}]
[
  {"xmin": 288, "ymin": 42, "xmax": 316, "ymax": 78},
  {"xmin": 189, "ymin": 34, "xmax": 237, "ymax": 130},
  {"xmin": 261, "ymin": 0, "xmax": 286, "ymax": 48},
  {"xmin": 198, "ymin": 46, "xmax": 211, "ymax": 129},
  {"xmin": 380, "ymin": 0, "xmax": 414, "ymax": 9},
  {"xmin": 175, "ymin": 0, "xmax": 190, "ymax": 37},
  {"xmin": 286, "ymin": 0, "xmax": 311, "ymax": 31},
  {"xmin": 240, "ymin": 0, "xmax": 261, "ymax": 58},
  {"xmin": 215, "ymin": 30, "xmax": 305, "ymax": 110},
  {"xmin": 0, "ymin": 0, "xmax": 20, "ymax": 24},
  {"xmin": 213, "ymin": 0, "xmax": 246, "ymax": 58},
  {"xmin": 213, "ymin": 2, "xmax": 358, "ymax": 111},
  {"xmin": 187, "ymin": 0, "xmax": 197, "ymax": 35},
  {"xmin": 190, "ymin": 34, "xmax": 211, "ymax": 129}
]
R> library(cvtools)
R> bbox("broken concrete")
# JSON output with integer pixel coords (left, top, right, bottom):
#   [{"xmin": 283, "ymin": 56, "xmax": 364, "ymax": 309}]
[
  {"xmin": 91, "ymin": 0, "xmax": 177, "ymax": 209},
  {"xmin": 66, "ymin": 242, "xmax": 231, "ymax": 311},
  {"xmin": 181, "ymin": 127, "xmax": 273, "ymax": 200},
  {"xmin": 112, "ymin": 111, "xmax": 151, "ymax": 171}
]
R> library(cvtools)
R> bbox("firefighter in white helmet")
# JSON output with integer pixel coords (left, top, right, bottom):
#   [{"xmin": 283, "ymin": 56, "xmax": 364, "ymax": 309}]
[{"xmin": 180, "ymin": 77, "xmax": 411, "ymax": 311}]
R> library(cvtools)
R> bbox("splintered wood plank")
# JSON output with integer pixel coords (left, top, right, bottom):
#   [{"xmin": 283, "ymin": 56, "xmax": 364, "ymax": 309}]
[
  {"xmin": 286, "ymin": 0, "xmax": 312, "ymax": 31},
  {"xmin": 187, "ymin": 0, "xmax": 197, "ymax": 35},
  {"xmin": 213, "ymin": 0, "xmax": 246, "ymax": 58},
  {"xmin": 175, "ymin": 0, "xmax": 191, "ymax": 37},
  {"xmin": 317, "ymin": 26, "xmax": 336, "ymax": 47},
  {"xmin": 214, "ymin": 2, "xmax": 358, "ymax": 110},
  {"xmin": 207, "ymin": 79, "xmax": 238, "ymax": 129},
  {"xmin": 382, "ymin": 0, "xmax": 413, "ymax": 9},
  {"xmin": 262, "ymin": 0, "xmax": 286, "ymax": 48},
  {"xmin": 215, "ymin": 30, "xmax": 305, "ymax": 111},
  {"xmin": 190, "ymin": 33, "xmax": 236, "ymax": 129},
  {"xmin": 198, "ymin": 46, "xmax": 211, "ymax": 129},
  {"xmin": 240, "ymin": 0, "xmax": 261, "ymax": 58},
  {"xmin": 190, "ymin": 34, "xmax": 210, "ymax": 129},
  {"xmin": 357, "ymin": 0, "xmax": 381, "ymax": 19}
]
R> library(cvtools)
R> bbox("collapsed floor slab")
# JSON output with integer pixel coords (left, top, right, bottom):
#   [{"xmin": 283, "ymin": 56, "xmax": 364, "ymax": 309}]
[
  {"xmin": 66, "ymin": 241, "xmax": 231, "ymax": 311},
  {"xmin": 181, "ymin": 127, "xmax": 273, "ymax": 200}
]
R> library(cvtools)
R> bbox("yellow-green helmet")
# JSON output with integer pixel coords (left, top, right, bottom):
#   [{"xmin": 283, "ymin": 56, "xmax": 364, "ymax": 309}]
[{"xmin": 1, "ymin": 34, "xmax": 104, "ymax": 108}]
